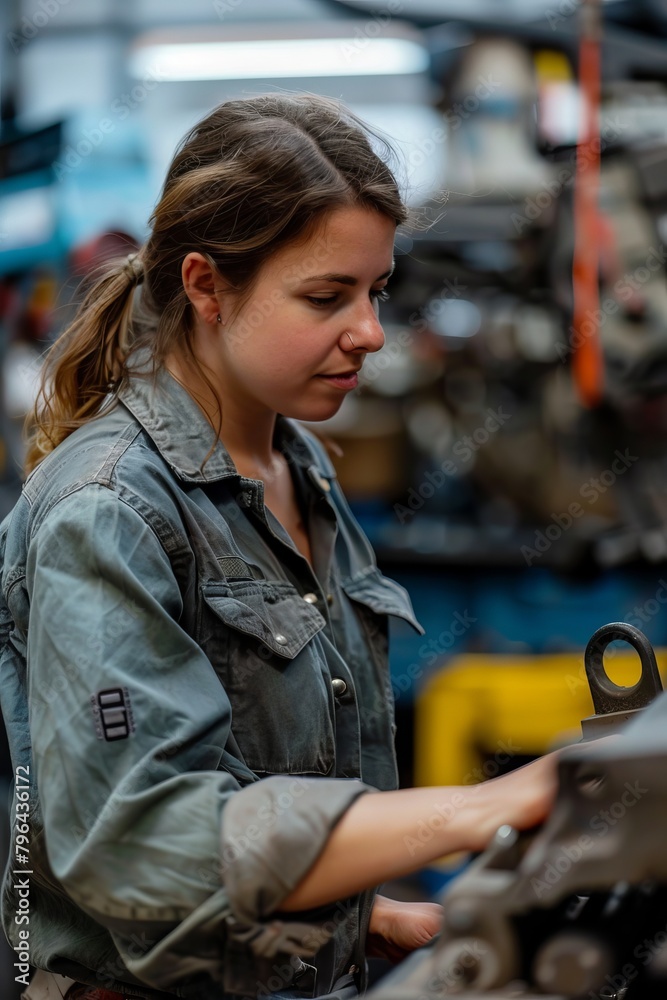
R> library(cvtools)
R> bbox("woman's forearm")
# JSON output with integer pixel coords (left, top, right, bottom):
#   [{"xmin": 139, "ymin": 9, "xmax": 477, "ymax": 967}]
[
  {"xmin": 280, "ymin": 785, "xmax": 484, "ymax": 912},
  {"xmin": 280, "ymin": 753, "xmax": 558, "ymax": 912}
]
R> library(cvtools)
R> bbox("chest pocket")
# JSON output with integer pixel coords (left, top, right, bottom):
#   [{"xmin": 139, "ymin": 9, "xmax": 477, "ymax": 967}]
[
  {"xmin": 340, "ymin": 567, "xmax": 423, "ymax": 660},
  {"xmin": 199, "ymin": 579, "xmax": 334, "ymax": 776},
  {"xmin": 341, "ymin": 567, "xmax": 423, "ymax": 629}
]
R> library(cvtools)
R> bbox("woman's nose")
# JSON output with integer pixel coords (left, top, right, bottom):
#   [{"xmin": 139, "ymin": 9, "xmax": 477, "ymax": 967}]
[{"xmin": 340, "ymin": 300, "xmax": 385, "ymax": 354}]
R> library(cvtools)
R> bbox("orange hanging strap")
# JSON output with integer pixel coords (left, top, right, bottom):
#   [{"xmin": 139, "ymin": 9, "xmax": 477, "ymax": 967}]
[{"xmin": 572, "ymin": 0, "xmax": 604, "ymax": 407}]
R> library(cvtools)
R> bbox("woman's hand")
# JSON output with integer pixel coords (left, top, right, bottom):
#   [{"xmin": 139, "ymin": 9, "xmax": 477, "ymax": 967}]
[
  {"xmin": 366, "ymin": 894, "xmax": 443, "ymax": 964},
  {"xmin": 458, "ymin": 750, "xmax": 561, "ymax": 852},
  {"xmin": 282, "ymin": 749, "xmax": 565, "ymax": 914}
]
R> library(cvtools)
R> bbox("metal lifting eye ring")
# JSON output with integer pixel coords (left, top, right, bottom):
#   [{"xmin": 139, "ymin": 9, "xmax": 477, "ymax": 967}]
[{"xmin": 584, "ymin": 621, "xmax": 662, "ymax": 715}]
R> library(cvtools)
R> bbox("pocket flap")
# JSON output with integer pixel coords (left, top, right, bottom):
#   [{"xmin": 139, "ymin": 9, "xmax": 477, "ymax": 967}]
[
  {"xmin": 202, "ymin": 580, "xmax": 326, "ymax": 658},
  {"xmin": 341, "ymin": 568, "xmax": 424, "ymax": 634}
]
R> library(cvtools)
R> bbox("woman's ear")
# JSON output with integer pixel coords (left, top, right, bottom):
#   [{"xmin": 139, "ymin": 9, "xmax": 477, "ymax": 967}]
[{"xmin": 181, "ymin": 252, "xmax": 230, "ymax": 326}]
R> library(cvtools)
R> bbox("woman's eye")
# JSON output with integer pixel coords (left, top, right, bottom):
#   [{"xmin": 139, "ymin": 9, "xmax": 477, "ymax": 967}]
[
  {"xmin": 305, "ymin": 288, "xmax": 390, "ymax": 308},
  {"xmin": 306, "ymin": 296, "xmax": 338, "ymax": 307}
]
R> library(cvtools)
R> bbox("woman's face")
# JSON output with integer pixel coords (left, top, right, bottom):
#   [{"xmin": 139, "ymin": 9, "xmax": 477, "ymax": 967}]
[{"xmin": 214, "ymin": 204, "xmax": 396, "ymax": 422}]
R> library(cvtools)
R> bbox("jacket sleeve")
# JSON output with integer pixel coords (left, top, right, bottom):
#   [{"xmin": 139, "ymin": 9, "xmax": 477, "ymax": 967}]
[{"xmin": 25, "ymin": 483, "xmax": 372, "ymax": 993}]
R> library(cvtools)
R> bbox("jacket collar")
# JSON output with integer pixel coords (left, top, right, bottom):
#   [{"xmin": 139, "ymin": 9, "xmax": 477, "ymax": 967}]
[{"xmin": 118, "ymin": 362, "xmax": 336, "ymax": 485}]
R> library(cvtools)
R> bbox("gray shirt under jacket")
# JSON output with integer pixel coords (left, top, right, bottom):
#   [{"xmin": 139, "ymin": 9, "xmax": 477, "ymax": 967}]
[{"xmin": 0, "ymin": 364, "xmax": 422, "ymax": 1000}]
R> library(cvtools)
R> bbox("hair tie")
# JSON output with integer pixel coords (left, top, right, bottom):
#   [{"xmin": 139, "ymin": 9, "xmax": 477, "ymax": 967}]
[{"xmin": 123, "ymin": 253, "xmax": 144, "ymax": 285}]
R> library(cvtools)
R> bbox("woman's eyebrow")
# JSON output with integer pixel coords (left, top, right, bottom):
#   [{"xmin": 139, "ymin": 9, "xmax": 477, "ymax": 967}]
[{"xmin": 302, "ymin": 264, "xmax": 395, "ymax": 285}]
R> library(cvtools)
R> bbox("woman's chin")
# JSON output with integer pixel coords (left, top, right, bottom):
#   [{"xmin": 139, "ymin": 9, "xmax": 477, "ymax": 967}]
[{"xmin": 284, "ymin": 399, "xmax": 347, "ymax": 423}]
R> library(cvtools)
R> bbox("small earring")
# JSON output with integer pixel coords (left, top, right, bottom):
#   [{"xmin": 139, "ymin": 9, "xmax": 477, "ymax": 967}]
[{"xmin": 216, "ymin": 314, "xmax": 222, "ymax": 323}]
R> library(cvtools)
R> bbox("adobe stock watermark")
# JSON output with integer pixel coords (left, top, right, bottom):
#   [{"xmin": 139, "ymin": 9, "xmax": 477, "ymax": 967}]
[
  {"xmin": 530, "ymin": 778, "xmax": 648, "ymax": 899},
  {"xmin": 69, "ymin": 734, "xmax": 189, "ymax": 851},
  {"xmin": 361, "ymin": 276, "xmax": 468, "ymax": 386},
  {"xmin": 557, "ymin": 245, "xmax": 667, "ymax": 363},
  {"xmin": 340, "ymin": 0, "xmax": 404, "ymax": 66},
  {"xmin": 250, "ymin": 901, "xmax": 355, "ymax": 997},
  {"xmin": 414, "ymin": 611, "xmax": 478, "ymax": 673},
  {"xmin": 300, "ymin": 900, "xmax": 356, "ymax": 959},
  {"xmin": 8, "ymin": 0, "xmax": 71, "ymax": 52},
  {"xmin": 588, "ymin": 919, "xmax": 667, "ymax": 1000},
  {"xmin": 408, "ymin": 276, "xmax": 468, "ymax": 335},
  {"xmin": 391, "ymin": 609, "xmax": 478, "ymax": 698},
  {"xmin": 420, "ymin": 939, "xmax": 488, "ymax": 997},
  {"xmin": 255, "ymin": 956, "xmax": 316, "ymax": 999},
  {"xmin": 35, "ymin": 594, "xmax": 144, "ymax": 709},
  {"xmin": 403, "ymin": 75, "xmax": 500, "ymax": 193},
  {"xmin": 196, "ymin": 777, "xmax": 310, "ymax": 886},
  {"xmin": 51, "ymin": 66, "xmax": 164, "ymax": 180},
  {"xmin": 444, "ymin": 74, "xmax": 501, "ymax": 132},
  {"xmin": 12, "ymin": 764, "xmax": 32, "ymax": 988},
  {"xmin": 356, "ymin": 604, "xmax": 477, "ymax": 732},
  {"xmin": 511, "ymin": 117, "xmax": 627, "ymax": 235},
  {"xmin": 564, "ymin": 575, "xmax": 667, "ymax": 695},
  {"xmin": 222, "ymin": 229, "xmax": 340, "ymax": 351},
  {"xmin": 545, "ymin": 0, "xmax": 580, "ymax": 31},
  {"xmin": 521, "ymin": 448, "xmax": 639, "ymax": 565},
  {"xmin": 96, "ymin": 931, "xmax": 155, "ymax": 991},
  {"xmin": 403, "ymin": 739, "xmax": 522, "ymax": 857},
  {"xmin": 627, "ymin": 578, "xmax": 667, "ymax": 630},
  {"xmin": 212, "ymin": 0, "xmax": 244, "ymax": 19},
  {"xmin": 394, "ymin": 407, "xmax": 512, "ymax": 523},
  {"xmin": 564, "ymin": 641, "xmax": 623, "ymax": 697}
]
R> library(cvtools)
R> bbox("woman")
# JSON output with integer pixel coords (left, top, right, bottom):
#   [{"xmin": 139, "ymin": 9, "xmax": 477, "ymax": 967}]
[{"xmin": 0, "ymin": 94, "xmax": 557, "ymax": 1000}]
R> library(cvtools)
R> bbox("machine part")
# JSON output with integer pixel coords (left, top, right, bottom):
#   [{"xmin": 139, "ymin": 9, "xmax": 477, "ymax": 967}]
[
  {"xmin": 580, "ymin": 622, "xmax": 663, "ymax": 738},
  {"xmin": 432, "ymin": 826, "xmax": 522, "ymax": 992},
  {"xmin": 369, "ymin": 625, "xmax": 667, "ymax": 999},
  {"xmin": 531, "ymin": 931, "xmax": 614, "ymax": 996}
]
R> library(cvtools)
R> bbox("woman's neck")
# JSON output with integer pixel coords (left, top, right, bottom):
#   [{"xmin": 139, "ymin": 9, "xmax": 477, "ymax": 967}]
[{"xmin": 164, "ymin": 352, "xmax": 279, "ymax": 475}]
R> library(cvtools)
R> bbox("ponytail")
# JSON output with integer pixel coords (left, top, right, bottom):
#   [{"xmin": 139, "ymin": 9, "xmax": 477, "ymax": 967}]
[{"xmin": 24, "ymin": 254, "xmax": 143, "ymax": 475}]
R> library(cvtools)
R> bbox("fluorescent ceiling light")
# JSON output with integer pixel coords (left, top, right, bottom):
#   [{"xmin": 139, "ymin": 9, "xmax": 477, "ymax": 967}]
[{"xmin": 129, "ymin": 38, "xmax": 429, "ymax": 81}]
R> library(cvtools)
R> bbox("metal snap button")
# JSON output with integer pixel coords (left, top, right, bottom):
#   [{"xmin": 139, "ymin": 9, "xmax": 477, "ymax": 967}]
[
  {"xmin": 314, "ymin": 473, "xmax": 331, "ymax": 492},
  {"xmin": 303, "ymin": 592, "xmax": 318, "ymax": 604},
  {"xmin": 331, "ymin": 678, "xmax": 347, "ymax": 697},
  {"xmin": 326, "ymin": 593, "xmax": 334, "ymax": 605},
  {"xmin": 274, "ymin": 634, "xmax": 288, "ymax": 646}
]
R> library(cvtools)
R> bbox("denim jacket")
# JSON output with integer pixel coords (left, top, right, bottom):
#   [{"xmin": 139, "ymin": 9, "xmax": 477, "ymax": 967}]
[{"xmin": 0, "ymin": 364, "xmax": 422, "ymax": 1000}]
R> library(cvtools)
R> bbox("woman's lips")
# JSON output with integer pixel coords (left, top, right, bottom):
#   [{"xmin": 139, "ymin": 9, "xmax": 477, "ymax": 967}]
[{"xmin": 317, "ymin": 371, "xmax": 359, "ymax": 390}]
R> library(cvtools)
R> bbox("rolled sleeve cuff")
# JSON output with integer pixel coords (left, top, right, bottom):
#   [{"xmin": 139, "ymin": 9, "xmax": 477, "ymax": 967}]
[{"xmin": 221, "ymin": 776, "xmax": 373, "ymax": 929}]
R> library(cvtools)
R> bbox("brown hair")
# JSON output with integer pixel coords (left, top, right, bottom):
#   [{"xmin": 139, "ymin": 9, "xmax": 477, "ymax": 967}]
[{"xmin": 25, "ymin": 92, "xmax": 408, "ymax": 473}]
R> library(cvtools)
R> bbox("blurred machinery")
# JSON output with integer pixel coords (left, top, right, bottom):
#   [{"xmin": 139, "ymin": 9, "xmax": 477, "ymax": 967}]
[{"xmin": 320, "ymin": 6, "xmax": 667, "ymax": 576}]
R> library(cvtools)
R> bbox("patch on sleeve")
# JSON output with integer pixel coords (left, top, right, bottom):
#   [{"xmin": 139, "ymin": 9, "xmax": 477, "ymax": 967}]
[{"xmin": 90, "ymin": 687, "xmax": 135, "ymax": 742}]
